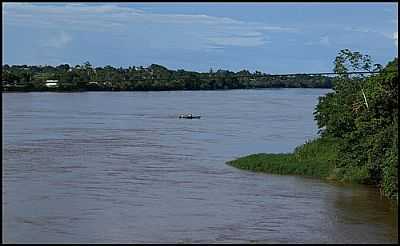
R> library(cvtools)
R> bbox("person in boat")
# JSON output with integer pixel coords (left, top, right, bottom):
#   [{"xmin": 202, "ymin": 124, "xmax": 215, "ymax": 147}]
[{"xmin": 179, "ymin": 113, "xmax": 200, "ymax": 118}]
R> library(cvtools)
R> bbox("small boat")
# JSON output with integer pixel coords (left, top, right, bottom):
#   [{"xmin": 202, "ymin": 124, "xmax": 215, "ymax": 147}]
[{"xmin": 179, "ymin": 113, "xmax": 201, "ymax": 119}]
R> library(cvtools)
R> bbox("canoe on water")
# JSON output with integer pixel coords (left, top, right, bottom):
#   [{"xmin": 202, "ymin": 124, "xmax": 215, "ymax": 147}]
[{"xmin": 179, "ymin": 114, "xmax": 201, "ymax": 119}]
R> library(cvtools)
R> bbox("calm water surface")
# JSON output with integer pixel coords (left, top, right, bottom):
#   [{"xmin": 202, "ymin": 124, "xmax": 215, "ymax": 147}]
[{"xmin": 2, "ymin": 89, "xmax": 398, "ymax": 243}]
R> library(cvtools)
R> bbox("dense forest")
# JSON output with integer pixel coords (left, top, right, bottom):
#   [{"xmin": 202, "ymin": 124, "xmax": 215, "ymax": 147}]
[
  {"xmin": 2, "ymin": 63, "xmax": 334, "ymax": 92},
  {"xmin": 228, "ymin": 49, "xmax": 398, "ymax": 200},
  {"xmin": 314, "ymin": 50, "xmax": 398, "ymax": 199}
]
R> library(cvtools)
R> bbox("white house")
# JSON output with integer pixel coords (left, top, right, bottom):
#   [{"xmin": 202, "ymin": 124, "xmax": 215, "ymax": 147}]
[{"xmin": 45, "ymin": 79, "xmax": 59, "ymax": 87}]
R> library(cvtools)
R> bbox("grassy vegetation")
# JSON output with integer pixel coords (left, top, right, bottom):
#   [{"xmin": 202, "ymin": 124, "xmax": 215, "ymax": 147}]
[
  {"xmin": 227, "ymin": 136, "xmax": 377, "ymax": 184},
  {"xmin": 227, "ymin": 137, "xmax": 340, "ymax": 179},
  {"xmin": 228, "ymin": 52, "xmax": 398, "ymax": 200}
]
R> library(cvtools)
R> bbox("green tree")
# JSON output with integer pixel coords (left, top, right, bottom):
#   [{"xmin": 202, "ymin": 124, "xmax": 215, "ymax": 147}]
[{"xmin": 314, "ymin": 49, "xmax": 398, "ymax": 199}]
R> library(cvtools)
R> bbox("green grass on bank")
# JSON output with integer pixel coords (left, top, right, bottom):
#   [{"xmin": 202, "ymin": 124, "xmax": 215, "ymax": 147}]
[
  {"xmin": 227, "ymin": 136, "xmax": 381, "ymax": 185},
  {"xmin": 226, "ymin": 137, "xmax": 340, "ymax": 179}
]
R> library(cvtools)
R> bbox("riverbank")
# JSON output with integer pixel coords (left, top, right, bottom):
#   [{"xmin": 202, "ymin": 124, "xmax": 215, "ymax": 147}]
[
  {"xmin": 2, "ymin": 63, "xmax": 333, "ymax": 93},
  {"xmin": 226, "ymin": 137, "xmax": 376, "ymax": 184},
  {"xmin": 227, "ymin": 56, "xmax": 398, "ymax": 201},
  {"xmin": 2, "ymin": 85, "xmax": 332, "ymax": 93}
]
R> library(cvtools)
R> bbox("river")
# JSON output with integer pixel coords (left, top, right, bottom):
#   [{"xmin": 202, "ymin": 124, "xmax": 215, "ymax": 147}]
[{"xmin": 2, "ymin": 89, "xmax": 398, "ymax": 243}]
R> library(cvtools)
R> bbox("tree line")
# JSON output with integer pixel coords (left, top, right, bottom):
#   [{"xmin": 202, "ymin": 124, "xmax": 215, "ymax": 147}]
[
  {"xmin": 2, "ymin": 62, "xmax": 334, "ymax": 92},
  {"xmin": 314, "ymin": 49, "xmax": 398, "ymax": 199},
  {"xmin": 226, "ymin": 49, "xmax": 397, "ymax": 200}
]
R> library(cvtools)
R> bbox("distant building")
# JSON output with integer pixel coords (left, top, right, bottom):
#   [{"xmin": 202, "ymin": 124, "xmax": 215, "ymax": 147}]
[
  {"xmin": 3, "ymin": 81, "xmax": 12, "ymax": 87},
  {"xmin": 45, "ymin": 79, "xmax": 59, "ymax": 87}
]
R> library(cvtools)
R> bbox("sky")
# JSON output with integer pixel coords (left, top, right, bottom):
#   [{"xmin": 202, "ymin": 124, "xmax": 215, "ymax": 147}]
[{"xmin": 2, "ymin": 2, "xmax": 398, "ymax": 74}]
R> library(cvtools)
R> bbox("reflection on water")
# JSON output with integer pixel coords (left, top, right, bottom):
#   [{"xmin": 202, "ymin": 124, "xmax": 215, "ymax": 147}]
[
  {"xmin": 2, "ymin": 89, "xmax": 398, "ymax": 243},
  {"xmin": 331, "ymin": 183, "xmax": 398, "ymax": 242}
]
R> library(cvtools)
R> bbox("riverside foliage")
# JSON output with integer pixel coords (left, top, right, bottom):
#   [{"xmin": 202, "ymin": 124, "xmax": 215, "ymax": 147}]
[
  {"xmin": 2, "ymin": 63, "xmax": 333, "ymax": 92},
  {"xmin": 228, "ymin": 49, "xmax": 398, "ymax": 200}
]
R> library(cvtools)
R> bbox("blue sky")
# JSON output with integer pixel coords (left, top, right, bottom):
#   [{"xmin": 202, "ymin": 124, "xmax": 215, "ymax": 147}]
[{"xmin": 3, "ymin": 2, "xmax": 398, "ymax": 73}]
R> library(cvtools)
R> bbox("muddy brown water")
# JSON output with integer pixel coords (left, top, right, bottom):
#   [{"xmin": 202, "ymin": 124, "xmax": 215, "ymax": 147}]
[{"xmin": 3, "ymin": 89, "xmax": 398, "ymax": 243}]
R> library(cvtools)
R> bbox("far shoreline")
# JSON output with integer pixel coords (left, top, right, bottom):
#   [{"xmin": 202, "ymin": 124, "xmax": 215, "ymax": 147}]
[{"xmin": 2, "ymin": 87, "xmax": 332, "ymax": 93}]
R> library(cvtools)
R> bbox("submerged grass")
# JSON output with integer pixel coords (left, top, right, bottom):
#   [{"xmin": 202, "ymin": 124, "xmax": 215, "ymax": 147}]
[{"xmin": 227, "ymin": 137, "xmax": 341, "ymax": 179}]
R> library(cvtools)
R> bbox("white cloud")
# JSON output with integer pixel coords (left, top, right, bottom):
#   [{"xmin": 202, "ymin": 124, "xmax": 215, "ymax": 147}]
[
  {"xmin": 3, "ymin": 3, "xmax": 297, "ymax": 49},
  {"xmin": 44, "ymin": 31, "xmax": 72, "ymax": 48},
  {"xmin": 320, "ymin": 36, "xmax": 330, "ymax": 46},
  {"xmin": 345, "ymin": 26, "xmax": 398, "ymax": 48},
  {"xmin": 381, "ymin": 31, "xmax": 398, "ymax": 48},
  {"xmin": 305, "ymin": 35, "xmax": 330, "ymax": 46},
  {"xmin": 344, "ymin": 27, "xmax": 371, "ymax": 33},
  {"xmin": 207, "ymin": 35, "xmax": 267, "ymax": 47}
]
